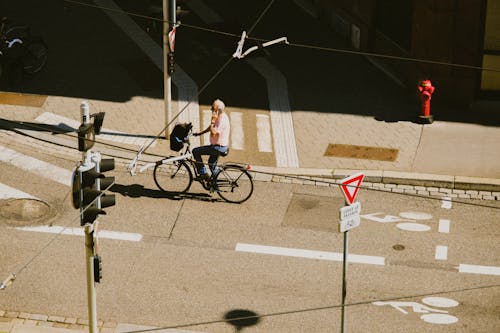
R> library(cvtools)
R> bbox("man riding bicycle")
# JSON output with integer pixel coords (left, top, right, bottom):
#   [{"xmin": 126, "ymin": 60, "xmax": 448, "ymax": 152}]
[{"xmin": 192, "ymin": 99, "xmax": 230, "ymax": 181}]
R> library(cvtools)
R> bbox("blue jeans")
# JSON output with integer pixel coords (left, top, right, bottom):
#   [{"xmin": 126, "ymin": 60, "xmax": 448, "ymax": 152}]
[{"xmin": 192, "ymin": 144, "xmax": 228, "ymax": 176}]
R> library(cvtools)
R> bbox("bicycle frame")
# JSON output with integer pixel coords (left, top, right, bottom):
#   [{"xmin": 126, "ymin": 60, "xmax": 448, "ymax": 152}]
[{"xmin": 138, "ymin": 149, "xmax": 192, "ymax": 174}]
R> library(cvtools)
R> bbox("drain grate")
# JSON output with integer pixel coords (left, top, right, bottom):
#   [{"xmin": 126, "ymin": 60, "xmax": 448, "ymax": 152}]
[
  {"xmin": 0, "ymin": 92, "xmax": 47, "ymax": 107},
  {"xmin": 324, "ymin": 143, "xmax": 398, "ymax": 162}
]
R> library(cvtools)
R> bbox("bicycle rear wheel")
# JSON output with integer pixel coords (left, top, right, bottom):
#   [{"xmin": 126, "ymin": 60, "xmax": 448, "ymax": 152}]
[
  {"xmin": 215, "ymin": 166, "xmax": 253, "ymax": 203},
  {"xmin": 153, "ymin": 159, "xmax": 192, "ymax": 193}
]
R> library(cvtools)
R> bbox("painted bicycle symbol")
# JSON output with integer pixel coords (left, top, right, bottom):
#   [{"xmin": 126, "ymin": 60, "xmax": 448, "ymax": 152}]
[
  {"xmin": 373, "ymin": 297, "xmax": 459, "ymax": 324},
  {"xmin": 361, "ymin": 211, "xmax": 435, "ymax": 232}
]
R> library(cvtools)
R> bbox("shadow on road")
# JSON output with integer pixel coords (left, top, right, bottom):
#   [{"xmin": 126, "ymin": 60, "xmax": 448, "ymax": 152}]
[{"xmin": 110, "ymin": 183, "xmax": 221, "ymax": 203}]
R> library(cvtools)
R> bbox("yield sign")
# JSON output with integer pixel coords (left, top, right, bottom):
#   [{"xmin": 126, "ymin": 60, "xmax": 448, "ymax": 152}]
[{"xmin": 339, "ymin": 173, "xmax": 364, "ymax": 205}]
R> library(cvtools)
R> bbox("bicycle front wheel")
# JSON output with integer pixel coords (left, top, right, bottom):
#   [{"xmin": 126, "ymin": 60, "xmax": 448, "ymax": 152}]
[
  {"xmin": 153, "ymin": 159, "xmax": 192, "ymax": 193},
  {"xmin": 215, "ymin": 166, "xmax": 253, "ymax": 203}
]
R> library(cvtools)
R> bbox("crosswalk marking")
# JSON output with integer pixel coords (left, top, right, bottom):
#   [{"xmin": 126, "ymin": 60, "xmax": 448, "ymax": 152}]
[
  {"xmin": 256, "ymin": 114, "xmax": 273, "ymax": 152},
  {"xmin": 0, "ymin": 183, "xmax": 38, "ymax": 200},
  {"xmin": 201, "ymin": 111, "xmax": 273, "ymax": 153},
  {"xmin": 246, "ymin": 57, "xmax": 299, "ymax": 167},
  {"xmin": 230, "ymin": 112, "xmax": 244, "ymax": 150},
  {"xmin": 202, "ymin": 109, "xmax": 211, "ymax": 145},
  {"xmin": 35, "ymin": 112, "xmax": 156, "ymax": 147},
  {"xmin": 0, "ymin": 145, "xmax": 72, "ymax": 186},
  {"xmin": 94, "ymin": 0, "xmax": 200, "ymax": 147}
]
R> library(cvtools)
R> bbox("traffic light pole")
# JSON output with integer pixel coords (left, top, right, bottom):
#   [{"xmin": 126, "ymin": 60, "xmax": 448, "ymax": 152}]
[
  {"xmin": 163, "ymin": 0, "xmax": 176, "ymax": 137},
  {"xmin": 84, "ymin": 223, "xmax": 98, "ymax": 333}
]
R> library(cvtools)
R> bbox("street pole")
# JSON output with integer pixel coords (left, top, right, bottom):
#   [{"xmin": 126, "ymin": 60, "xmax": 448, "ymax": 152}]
[
  {"xmin": 163, "ymin": 0, "xmax": 176, "ymax": 137},
  {"xmin": 340, "ymin": 228, "xmax": 348, "ymax": 333},
  {"xmin": 84, "ymin": 223, "xmax": 98, "ymax": 333}
]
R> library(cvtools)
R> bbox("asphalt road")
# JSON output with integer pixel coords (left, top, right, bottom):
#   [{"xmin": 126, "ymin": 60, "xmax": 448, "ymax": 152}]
[
  {"xmin": 0, "ymin": 142, "xmax": 499, "ymax": 332},
  {"xmin": 0, "ymin": 1, "xmax": 499, "ymax": 332}
]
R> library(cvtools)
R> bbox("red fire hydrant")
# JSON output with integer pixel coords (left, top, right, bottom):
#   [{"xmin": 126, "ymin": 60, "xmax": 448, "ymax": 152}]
[{"xmin": 417, "ymin": 79, "xmax": 435, "ymax": 124}]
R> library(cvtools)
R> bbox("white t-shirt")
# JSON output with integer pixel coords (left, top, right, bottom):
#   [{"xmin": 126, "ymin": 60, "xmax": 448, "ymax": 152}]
[{"xmin": 210, "ymin": 112, "xmax": 230, "ymax": 146}]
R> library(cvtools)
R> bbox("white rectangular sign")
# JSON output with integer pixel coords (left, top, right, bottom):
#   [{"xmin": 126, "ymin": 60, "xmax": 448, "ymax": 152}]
[
  {"xmin": 339, "ymin": 201, "xmax": 361, "ymax": 220},
  {"xmin": 339, "ymin": 215, "xmax": 361, "ymax": 232}
]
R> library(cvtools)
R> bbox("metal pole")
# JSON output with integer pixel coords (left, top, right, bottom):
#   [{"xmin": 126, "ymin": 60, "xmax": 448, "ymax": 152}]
[
  {"xmin": 163, "ymin": 0, "xmax": 176, "ymax": 137},
  {"xmin": 340, "ymin": 229, "xmax": 348, "ymax": 333},
  {"xmin": 84, "ymin": 224, "xmax": 98, "ymax": 333}
]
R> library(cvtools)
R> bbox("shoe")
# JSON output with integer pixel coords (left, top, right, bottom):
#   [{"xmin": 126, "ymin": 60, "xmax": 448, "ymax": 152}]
[{"xmin": 195, "ymin": 173, "xmax": 210, "ymax": 181}]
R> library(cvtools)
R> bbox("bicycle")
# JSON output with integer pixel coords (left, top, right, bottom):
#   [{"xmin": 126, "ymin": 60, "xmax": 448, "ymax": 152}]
[{"xmin": 137, "ymin": 126, "xmax": 254, "ymax": 203}]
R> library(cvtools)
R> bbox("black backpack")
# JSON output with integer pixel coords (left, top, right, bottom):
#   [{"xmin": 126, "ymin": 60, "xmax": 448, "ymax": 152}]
[{"xmin": 169, "ymin": 122, "xmax": 192, "ymax": 151}]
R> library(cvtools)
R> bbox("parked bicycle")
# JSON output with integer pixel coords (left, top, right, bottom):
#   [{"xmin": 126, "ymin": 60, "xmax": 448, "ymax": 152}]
[{"xmin": 137, "ymin": 123, "xmax": 254, "ymax": 203}]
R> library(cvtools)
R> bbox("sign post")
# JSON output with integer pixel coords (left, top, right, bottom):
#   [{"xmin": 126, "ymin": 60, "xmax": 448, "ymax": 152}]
[{"xmin": 338, "ymin": 173, "xmax": 364, "ymax": 333}]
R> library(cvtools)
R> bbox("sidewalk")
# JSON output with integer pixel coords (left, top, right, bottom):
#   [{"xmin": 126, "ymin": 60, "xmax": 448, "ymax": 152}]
[
  {"xmin": 0, "ymin": 309, "xmax": 204, "ymax": 333},
  {"xmin": 0, "ymin": 91, "xmax": 499, "ymax": 200}
]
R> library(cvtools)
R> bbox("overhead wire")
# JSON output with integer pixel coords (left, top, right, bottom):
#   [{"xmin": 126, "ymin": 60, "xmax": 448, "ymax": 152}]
[
  {"xmin": 121, "ymin": 283, "xmax": 500, "ymax": 332},
  {"xmin": 4, "ymin": 0, "xmax": 498, "ymax": 293},
  {"xmin": 59, "ymin": 0, "xmax": 500, "ymax": 73},
  {"xmin": 0, "ymin": 0, "xmax": 274, "ymax": 291},
  {"xmin": 3, "ymin": 119, "xmax": 500, "ymax": 210}
]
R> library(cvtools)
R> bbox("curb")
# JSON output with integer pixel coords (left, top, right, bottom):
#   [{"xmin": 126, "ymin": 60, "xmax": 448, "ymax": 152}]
[{"xmin": 250, "ymin": 166, "xmax": 500, "ymax": 201}]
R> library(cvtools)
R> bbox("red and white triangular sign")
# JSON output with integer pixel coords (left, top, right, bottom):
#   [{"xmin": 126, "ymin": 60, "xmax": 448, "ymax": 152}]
[
  {"xmin": 168, "ymin": 27, "xmax": 176, "ymax": 52},
  {"xmin": 340, "ymin": 173, "xmax": 364, "ymax": 205}
]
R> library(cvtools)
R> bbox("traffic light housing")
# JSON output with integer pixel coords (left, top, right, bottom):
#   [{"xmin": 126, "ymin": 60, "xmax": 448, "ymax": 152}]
[
  {"xmin": 93, "ymin": 255, "xmax": 102, "ymax": 283},
  {"xmin": 168, "ymin": 52, "xmax": 175, "ymax": 75},
  {"xmin": 72, "ymin": 157, "xmax": 116, "ymax": 226},
  {"xmin": 77, "ymin": 112, "xmax": 106, "ymax": 152},
  {"xmin": 77, "ymin": 123, "xmax": 94, "ymax": 152}
]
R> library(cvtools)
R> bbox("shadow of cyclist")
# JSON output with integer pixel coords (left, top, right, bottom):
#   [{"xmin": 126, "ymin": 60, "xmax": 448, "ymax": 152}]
[{"xmin": 110, "ymin": 183, "xmax": 222, "ymax": 203}]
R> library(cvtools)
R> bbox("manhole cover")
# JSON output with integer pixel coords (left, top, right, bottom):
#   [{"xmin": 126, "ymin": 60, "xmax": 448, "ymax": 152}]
[
  {"xmin": 324, "ymin": 144, "xmax": 398, "ymax": 162},
  {"xmin": 0, "ymin": 198, "xmax": 51, "ymax": 225},
  {"xmin": 0, "ymin": 92, "xmax": 47, "ymax": 107}
]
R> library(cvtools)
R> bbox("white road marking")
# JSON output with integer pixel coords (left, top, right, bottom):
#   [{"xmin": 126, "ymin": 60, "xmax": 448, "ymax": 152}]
[
  {"xmin": 247, "ymin": 57, "xmax": 299, "ymax": 168},
  {"xmin": 420, "ymin": 314, "xmax": 458, "ymax": 325},
  {"xmin": 441, "ymin": 197, "xmax": 452, "ymax": 209},
  {"xmin": 201, "ymin": 109, "xmax": 212, "ymax": 145},
  {"xmin": 230, "ymin": 112, "xmax": 244, "ymax": 150},
  {"xmin": 0, "ymin": 183, "xmax": 38, "ymax": 200},
  {"xmin": 0, "ymin": 145, "xmax": 72, "ymax": 186},
  {"xmin": 438, "ymin": 219, "xmax": 450, "ymax": 233},
  {"xmin": 16, "ymin": 225, "xmax": 143, "ymax": 242},
  {"xmin": 256, "ymin": 114, "xmax": 273, "ymax": 152},
  {"xmin": 458, "ymin": 264, "xmax": 500, "ymax": 276},
  {"xmin": 435, "ymin": 245, "xmax": 448, "ymax": 260},
  {"xmin": 396, "ymin": 222, "xmax": 431, "ymax": 232},
  {"xmin": 399, "ymin": 211, "xmax": 432, "ymax": 220},
  {"xmin": 235, "ymin": 243, "xmax": 385, "ymax": 266},
  {"xmin": 422, "ymin": 297, "xmax": 459, "ymax": 308}
]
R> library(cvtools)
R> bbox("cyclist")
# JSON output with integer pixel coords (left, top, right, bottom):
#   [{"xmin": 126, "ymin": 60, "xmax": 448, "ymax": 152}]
[{"xmin": 192, "ymin": 99, "xmax": 230, "ymax": 181}]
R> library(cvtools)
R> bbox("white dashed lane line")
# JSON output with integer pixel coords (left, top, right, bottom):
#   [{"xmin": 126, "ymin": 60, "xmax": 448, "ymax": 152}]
[{"xmin": 235, "ymin": 243, "xmax": 385, "ymax": 266}]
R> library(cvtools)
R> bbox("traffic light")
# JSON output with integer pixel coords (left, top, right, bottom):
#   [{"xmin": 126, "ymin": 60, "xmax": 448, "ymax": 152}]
[
  {"xmin": 77, "ymin": 112, "xmax": 106, "ymax": 152},
  {"xmin": 71, "ymin": 156, "xmax": 116, "ymax": 226},
  {"xmin": 93, "ymin": 255, "xmax": 102, "ymax": 283},
  {"xmin": 168, "ymin": 52, "xmax": 175, "ymax": 75},
  {"xmin": 77, "ymin": 123, "xmax": 94, "ymax": 152}
]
